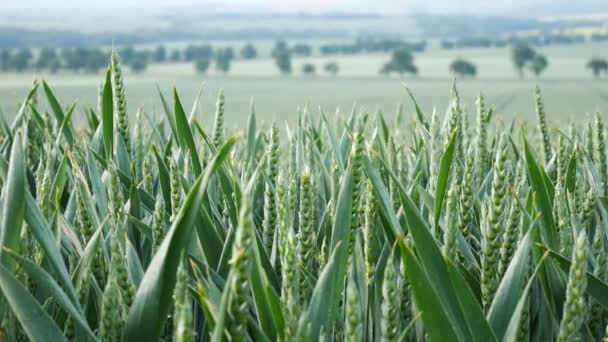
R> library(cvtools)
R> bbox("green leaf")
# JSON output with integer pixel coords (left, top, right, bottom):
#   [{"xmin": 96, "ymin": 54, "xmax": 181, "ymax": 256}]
[
  {"xmin": 245, "ymin": 101, "xmax": 257, "ymax": 170},
  {"xmin": 42, "ymin": 80, "xmax": 73, "ymax": 144},
  {"xmin": 397, "ymin": 236, "xmax": 459, "ymax": 342},
  {"xmin": 123, "ymin": 134, "xmax": 240, "ymax": 341},
  {"xmin": 155, "ymin": 84, "xmax": 179, "ymax": 143},
  {"xmin": 173, "ymin": 86, "xmax": 202, "ymax": 176},
  {"xmin": 565, "ymin": 149, "xmax": 577, "ymax": 193},
  {"xmin": 523, "ymin": 136, "xmax": 558, "ymax": 249},
  {"xmin": 102, "ymin": 67, "xmax": 114, "ymax": 160},
  {"xmin": 502, "ymin": 252, "xmax": 550, "ymax": 342},
  {"xmin": 403, "ymin": 84, "xmax": 428, "ymax": 129},
  {"xmin": 0, "ymin": 264, "xmax": 68, "ymax": 342},
  {"xmin": 4, "ymin": 249, "xmax": 96, "ymax": 341},
  {"xmin": 306, "ymin": 165, "xmax": 353, "ymax": 341},
  {"xmin": 545, "ymin": 247, "xmax": 608, "ymax": 310},
  {"xmin": 248, "ymin": 222, "xmax": 283, "ymax": 340},
  {"xmin": 24, "ymin": 193, "xmax": 80, "ymax": 304},
  {"xmin": 366, "ymin": 157, "xmax": 475, "ymax": 342},
  {"xmin": 152, "ymin": 144, "xmax": 172, "ymax": 215},
  {"xmin": 487, "ymin": 225, "xmax": 536, "ymax": 340},
  {"xmin": 434, "ymin": 129, "xmax": 457, "ymax": 225},
  {"xmin": 54, "ymin": 101, "xmax": 77, "ymax": 146},
  {"xmin": 0, "ymin": 132, "xmax": 25, "ymax": 271}
]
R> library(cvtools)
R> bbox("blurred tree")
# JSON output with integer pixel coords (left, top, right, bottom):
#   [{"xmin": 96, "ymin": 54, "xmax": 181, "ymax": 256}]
[
  {"xmin": 48, "ymin": 59, "xmax": 61, "ymax": 74},
  {"xmin": 293, "ymin": 43, "xmax": 312, "ymax": 57},
  {"xmin": 154, "ymin": 45, "xmax": 167, "ymax": 63},
  {"xmin": 195, "ymin": 58, "xmax": 210, "ymax": 74},
  {"xmin": 11, "ymin": 48, "xmax": 33, "ymax": 72},
  {"xmin": 0, "ymin": 48, "xmax": 11, "ymax": 71},
  {"xmin": 274, "ymin": 50, "xmax": 292, "ymax": 74},
  {"xmin": 223, "ymin": 47, "xmax": 235, "ymax": 60},
  {"xmin": 35, "ymin": 47, "xmax": 59, "ymax": 71},
  {"xmin": 170, "ymin": 49, "xmax": 182, "ymax": 62},
  {"xmin": 62, "ymin": 48, "xmax": 88, "ymax": 71},
  {"xmin": 324, "ymin": 62, "xmax": 339, "ymax": 76},
  {"xmin": 450, "ymin": 58, "xmax": 477, "ymax": 78},
  {"xmin": 119, "ymin": 45, "xmax": 136, "ymax": 64},
  {"xmin": 215, "ymin": 48, "xmax": 233, "ymax": 73},
  {"xmin": 529, "ymin": 54, "xmax": 548, "ymax": 77},
  {"xmin": 379, "ymin": 48, "xmax": 417, "ymax": 75},
  {"xmin": 586, "ymin": 58, "xmax": 608, "ymax": 79},
  {"xmin": 130, "ymin": 59, "xmax": 148, "ymax": 74},
  {"xmin": 185, "ymin": 44, "xmax": 213, "ymax": 62},
  {"xmin": 84, "ymin": 49, "xmax": 107, "ymax": 73},
  {"xmin": 240, "ymin": 43, "xmax": 257, "ymax": 59},
  {"xmin": 511, "ymin": 43, "xmax": 536, "ymax": 78},
  {"xmin": 302, "ymin": 63, "xmax": 316, "ymax": 75},
  {"xmin": 272, "ymin": 40, "xmax": 289, "ymax": 58}
]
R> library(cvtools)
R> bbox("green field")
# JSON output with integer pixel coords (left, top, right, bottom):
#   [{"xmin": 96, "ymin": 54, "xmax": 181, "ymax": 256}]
[{"xmin": 2, "ymin": 41, "xmax": 608, "ymax": 125}]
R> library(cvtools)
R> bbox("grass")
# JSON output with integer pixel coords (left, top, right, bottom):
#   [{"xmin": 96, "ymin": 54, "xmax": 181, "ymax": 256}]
[{"xmin": 0, "ymin": 49, "xmax": 608, "ymax": 341}]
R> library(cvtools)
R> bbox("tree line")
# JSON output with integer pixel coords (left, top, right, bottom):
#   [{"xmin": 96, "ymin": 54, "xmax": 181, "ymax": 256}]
[
  {"xmin": 440, "ymin": 33, "xmax": 588, "ymax": 50},
  {"xmin": 2, "ymin": 40, "xmax": 607, "ymax": 79}
]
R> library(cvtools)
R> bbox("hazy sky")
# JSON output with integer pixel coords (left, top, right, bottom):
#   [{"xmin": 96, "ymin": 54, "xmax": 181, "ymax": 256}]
[{"xmin": 2, "ymin": 0, "xmax": 607, "ymax": 15}]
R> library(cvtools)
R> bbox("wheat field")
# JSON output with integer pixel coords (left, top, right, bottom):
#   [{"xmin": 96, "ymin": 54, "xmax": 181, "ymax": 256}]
[{"xmin": 0, "ymin": 50, "xmax": 607, "ymax": 341}]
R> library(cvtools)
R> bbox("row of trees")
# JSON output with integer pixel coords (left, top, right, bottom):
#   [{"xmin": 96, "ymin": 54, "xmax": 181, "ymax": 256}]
[
  {"xmin": 511, "ymin": 44, "xmax": 548, "ymax": 78},
  {"xmin": 441, "ymin": 33, "xmax": 591, "ymax": 50},
  {"xmin": 377, "ymin": 44, "xmax": 607, "ymax": 79},
  {"xmin": 319, "ymin": 39, "xmax": 426, "ymax": 55},
  {"xmin": 0, "ymin": 47, "xmax": 148, "ymax": 74}
]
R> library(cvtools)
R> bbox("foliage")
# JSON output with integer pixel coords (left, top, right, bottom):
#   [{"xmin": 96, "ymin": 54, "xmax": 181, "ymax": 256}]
[
  {"xmin": 240, "ymin": 43, "xmax": 257, "ymax": 60},
  {"xmin": 586, "ymin": 58, "xmax": 608, "ymax": 78},
  {"xmin": 324, "ymin": 61, "xmax": 339, "ymax": 76},
  {"xmin": 302, "ymin": 63, "xmax": 316, "ymax": 75},
  {"xmin": 274, "ymin": 49, "xmax": 292, "ymax": 75},
  {"xmin": 129, "ymin": 59, "xmax": 148, "ymax": 74},
  {"xmin": 529, "ymin": 54, "xmax": 548, "ymax": 77},
  {"xmin": 194, "ymin": 58, "xmax": 210, "ymax": 74},
  {"xmin": 380, "ymin": 47, "xmax": 417, "ymax": 75},
  {"xmin": 450, "ymin": 58, "xmax": 477, "ymax": 78},
  {"xmin": 511, "ymin": 43, "xmax": 537, "ymax": 78},
  {"xmin": 215, "ymin": 48, "xmax": 234, "ymax": 73}
]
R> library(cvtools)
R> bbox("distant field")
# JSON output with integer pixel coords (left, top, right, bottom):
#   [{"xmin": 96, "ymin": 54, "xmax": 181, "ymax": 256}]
[{"xmin": 1, "ymin": 42, "xmax": 608, "ymax": 126}]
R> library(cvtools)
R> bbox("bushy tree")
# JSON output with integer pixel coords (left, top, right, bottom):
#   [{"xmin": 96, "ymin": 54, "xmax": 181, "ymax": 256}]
[
  {"xmin": 240, "ymin": 43, "xmax": 257, "ymax": 59},
  {"xmin": 130, "ymin": 59, "xmax": 148, "ymax": 74},
  {"xmin": 272, "ymin": 40, "xmax": 289, "ymax": 58},
  {"xmin": 62, "ymin": 48, "xmax": 87, "ymax": 72},
  {"xmin": 0, "ymin": 48, "xmax": 11, "ymax": 71},
  {"xmin": 35, "ymin": 47, "xmax": 59, "ymax": 71},
  {"xmin": 11, "ymin": 48, "xmax": 33, "ymax": 72},
  {"xmin": 380, "ymin": 48, "xmax": 417, "ymax": 75},
  {"xmin": 185, "ymin": 45, "xmax": 213, "ymax": 62},
  {"xmin": 274, "ymin": 50, "xmax": 292, "ymax": 75},
  {"xmin": 450, "ymin": 58, "xmax": 477, "ymax": 78},
  {"xmin": 215, "ymin": 48, "xmax": 233, "ymax": 73},
  {"xmin": 119, "ymin": 45, "xmax": 136, "ymax": 64},
  {"xmin": 586, "ymin": 58, "xmax": 608, "ymax": 78},
  {"xmin": 529, "ymin": 54, "xmax": 548, "ymax": 77},
  {"xmin": 324, "ymin": 62, "xmax": 339, "ymax": 76},
  {"xmin": 302, "ymin": 63, "xmax": 316, "ymax": 75},
  {"xmin": 170, "ymin": 49, "xmax": 182, "ymax": 62},
  {"xmin": 195, "ymin": 58, "xmax": 210, "ymax": 74},
  {"xmin": 511, "ymin": 43, "xmax": 536, "ymax": 78},
  {"xmin": 84, "ymin": 49, "xmax": 107, "ymax": 73},
  {"xmin": 154, "ymin": 45, "xmax": 167, "ymax": 63}
]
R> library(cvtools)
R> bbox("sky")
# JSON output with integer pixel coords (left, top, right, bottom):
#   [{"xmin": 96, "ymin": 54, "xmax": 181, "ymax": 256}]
[{"xmin": 1, "ymin": 0, "xmax": 607, "ymax": 16}]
